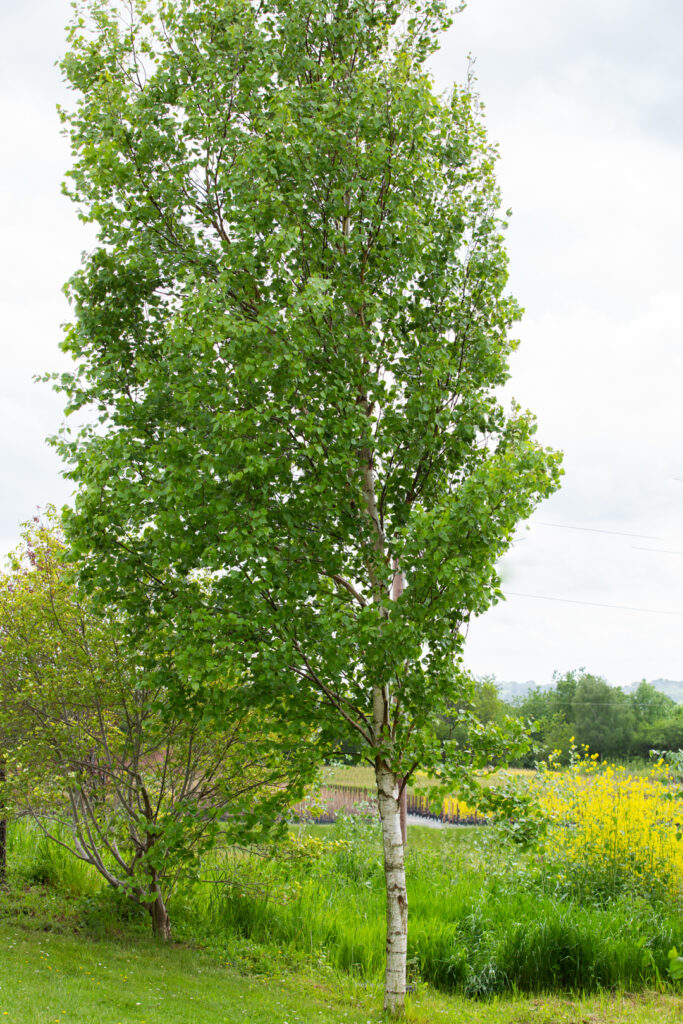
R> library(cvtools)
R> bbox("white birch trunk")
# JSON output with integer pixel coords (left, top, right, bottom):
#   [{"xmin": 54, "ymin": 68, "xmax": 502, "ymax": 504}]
[
  {"xmin": 362, "ymin": 453, "xmax": 408, "ymax": 1013},
  {"xmin": 391, "ymin": 565, "xmax": 408, "ymax": 849},
  {"xmin": 375, "ymin": 759, "xmax": 408, "ymax": 1017}
]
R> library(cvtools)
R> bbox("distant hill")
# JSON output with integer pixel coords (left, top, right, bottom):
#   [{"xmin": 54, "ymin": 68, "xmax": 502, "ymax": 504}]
[
  {"xmin": 496, "ymin": 680, "xmax": 541, "ymax": 702},
  {"xmin": 495, "ymin": 677, "xmax": 683, "ymax": 704},
  {"xmin": 626, "ymin": 678, "xmax": 683, "ymax": 704}
]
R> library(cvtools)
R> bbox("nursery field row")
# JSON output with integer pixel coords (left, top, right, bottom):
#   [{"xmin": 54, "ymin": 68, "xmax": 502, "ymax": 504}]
[{"xmin": 292, "ymin": 785, "xmax": 483, "ymax": 824}]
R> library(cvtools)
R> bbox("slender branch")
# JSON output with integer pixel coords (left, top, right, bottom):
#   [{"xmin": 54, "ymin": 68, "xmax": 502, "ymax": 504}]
[{"xmin": 330, "ymin": 573, "xmax": 367, "ymax": 608}]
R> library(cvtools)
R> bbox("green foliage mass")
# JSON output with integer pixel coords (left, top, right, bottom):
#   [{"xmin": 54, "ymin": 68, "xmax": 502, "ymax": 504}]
[
  {"xmin": 54, "ymin": 0, "xmax": 561, "ymax": 787},
  {"xmin": 0, "ymin": 515, "xmax": 315, "ymax": 935}
]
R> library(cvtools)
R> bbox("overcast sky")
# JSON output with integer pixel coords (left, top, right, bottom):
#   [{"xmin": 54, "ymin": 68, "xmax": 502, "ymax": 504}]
[{"xmin": 1, "ymin": 0, "xmax": 681, "ymax": 688}]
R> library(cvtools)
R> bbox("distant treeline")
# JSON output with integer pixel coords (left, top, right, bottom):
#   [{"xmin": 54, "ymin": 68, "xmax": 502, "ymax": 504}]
[
  {"xmin": 437, "ymin": 672, "xmax": 683, "ymax": 765},
  {"xmin": 331, "ymin": 672, "xmax": 683, "ymax": 767}
]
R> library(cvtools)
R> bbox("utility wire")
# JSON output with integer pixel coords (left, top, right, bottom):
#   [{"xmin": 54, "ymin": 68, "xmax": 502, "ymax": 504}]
[
  {"xmin": 501, "ymin": 691, "xmax": 680, "ymax": 704},
  {"xmin": 534, "ymin": 521, "xmax": 660, "ymax": 540},
  {"xmin": 633, "ymin": 546, "xmax": 683, "ymax": 556},
  {"xmin": 506, "ymin": 591, "xmax": 683, "ymax": 617}
]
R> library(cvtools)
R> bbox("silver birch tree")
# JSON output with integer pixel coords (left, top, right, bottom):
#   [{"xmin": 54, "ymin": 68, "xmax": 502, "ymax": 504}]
[{"xmin": 53, "ymin": 0, "xmax": 562, "ymax": 1012}]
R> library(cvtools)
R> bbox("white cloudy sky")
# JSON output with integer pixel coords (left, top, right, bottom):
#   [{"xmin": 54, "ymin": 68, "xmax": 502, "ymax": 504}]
[{"xmin": 1, "ymin": 0, "xmax": 681, "ymax": 688}]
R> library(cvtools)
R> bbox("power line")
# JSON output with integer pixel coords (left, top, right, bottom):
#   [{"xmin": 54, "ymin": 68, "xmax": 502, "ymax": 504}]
[
  {"xmin": 534, "ymin": 521, "xmax": 660, "ymax": 540},
  {"xmin": 513, "ymin": 701, "xmax": 677, "ymax": 706},
  {"xmin": 506, "ymin": 591, "xmax": 683, "ymax": 617},
  {"xmin": 633, "ymin": 546, "xmax": 683, "ymax": 556}
]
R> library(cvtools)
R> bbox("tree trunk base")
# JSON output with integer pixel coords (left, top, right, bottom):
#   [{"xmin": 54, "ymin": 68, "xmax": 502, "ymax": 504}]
[
  {"xmin": 149, "ymin": 894, "xmax": 171, "ymax": 941},
  {"xmin": 376, "ymin": 762, "xmax": 408, "ymax": 1017}
]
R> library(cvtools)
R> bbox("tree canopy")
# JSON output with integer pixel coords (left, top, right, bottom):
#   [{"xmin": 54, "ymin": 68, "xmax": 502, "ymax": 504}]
[
  {"xmin": 54, "ymin": 0, "xmax": 562, "ymax": 1011},
  {"xmin": 0, "ymin": 515, "xmax": 314, "ymax": 938}
]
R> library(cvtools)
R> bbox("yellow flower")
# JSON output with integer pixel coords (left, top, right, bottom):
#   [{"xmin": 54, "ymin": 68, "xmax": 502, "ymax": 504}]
[{"xmin": 534, "ymin": 754, "xmax": 683, "ymax": 901}]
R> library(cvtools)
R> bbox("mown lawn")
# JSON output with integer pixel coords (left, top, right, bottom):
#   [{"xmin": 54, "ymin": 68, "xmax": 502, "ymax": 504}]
[
  {"xmin": 0, "ymin": 922, "xmax": 681, "ymax": 1024},
  {"xmin": 0, "ymin": 922, "xmax": 380, "ymax": 1024}
]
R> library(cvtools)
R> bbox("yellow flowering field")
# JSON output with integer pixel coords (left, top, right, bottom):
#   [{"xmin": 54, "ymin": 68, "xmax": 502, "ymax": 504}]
[{"xmin": 534, "ymin": 751, "xmax": 683, "ymax": 902}]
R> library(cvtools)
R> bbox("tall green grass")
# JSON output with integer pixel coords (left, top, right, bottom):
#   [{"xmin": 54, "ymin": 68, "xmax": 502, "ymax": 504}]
[
  {"xmin": 5, "ymin": 814, "xmax": 682, "ymax": 997},
  {"xmin": 7, "ymin": 818, "xmax": 103, "ymax": 895},
  {"xmin": 180, "ymin": 815, "xmax": 682, "ymax": 996}
]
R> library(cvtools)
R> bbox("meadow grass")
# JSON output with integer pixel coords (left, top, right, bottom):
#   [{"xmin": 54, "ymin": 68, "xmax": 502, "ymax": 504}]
[
  {"xmin": 1, "ymin": 921, "xmax": 682, "ymax": 1024},
  {"xmin": 180, "ymin": 816, "xmax": 683, "ymax": 996},
  {"xmin": 6, "ymin": 819, "xmax": 103, "ymax": 896},
  {"xmin": 0, "ymin": 920, "xmax": 386, "ymax": 1024},
  {"xmin": 3, "ymin": 762, "xmax": 683, "ymax": 1015},
  {"xmin": 7, "ymin": 812, "xmax": 682, "ymax": 997}
]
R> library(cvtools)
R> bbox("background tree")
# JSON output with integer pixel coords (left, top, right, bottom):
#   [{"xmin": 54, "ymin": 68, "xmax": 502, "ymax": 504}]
[
  {"xmin": 54, "ymin": 0, "xmax": 561, "ymax": 1012},
  {"xmin": 0, "ymin": 516, "xmax": 314, "ymax": 939},
  {"xmin": 630, "ymin": 682, "xmax": 683, "ymax": 758},
  {"xmin": 436, "ymin": 675, "xmax": 516, "ymax": 752},
  {"xmin": 511, "ymin": 671, "xmax": 683, "ymax": 763},
  {"xmin": 630, "ymin": 680, "xmax": 675, "ymax": 726},
  {"xmin": 571, "ymin": 674, "xmax": 634, "ymax": 759},
  {"xmin": 513, "ymin": 673, "xmax": 579, "ymax": 765}
]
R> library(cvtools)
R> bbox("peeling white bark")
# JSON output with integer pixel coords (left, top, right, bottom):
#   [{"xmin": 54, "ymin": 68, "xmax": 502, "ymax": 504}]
[
  {"xmin": 391, "ymin": 566, "xmax": 408, "ymax": 849},
  {"xmin": 375, "ymin": 759, "xmax": 408, "ymax": 1017},
  {"xmin": 361, "ymin": 438, "xmax": 408, "ymax": 1014}
]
